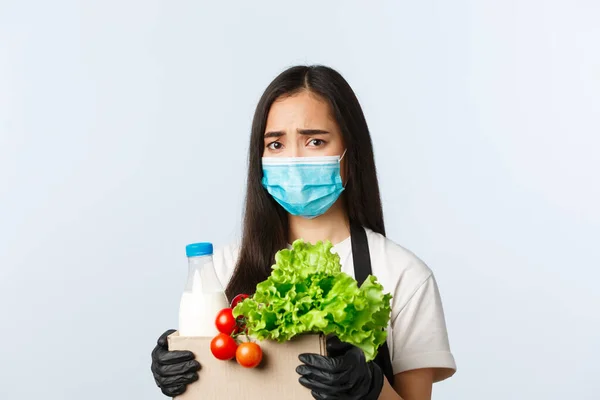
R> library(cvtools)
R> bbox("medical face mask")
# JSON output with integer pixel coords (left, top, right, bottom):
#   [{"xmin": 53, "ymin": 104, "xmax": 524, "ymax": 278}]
[{"xmin": 261, "ymin": 151, "xmax": 347, "ymax": 219}]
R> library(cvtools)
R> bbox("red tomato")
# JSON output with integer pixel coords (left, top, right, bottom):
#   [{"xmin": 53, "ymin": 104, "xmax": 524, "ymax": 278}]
[
  {"xmin": 230, "ymin": 293, "xmax": 249, "ymax": 308},
  {"xmin": 210, "ymin": 333, "xmax": 238, "ymax": 361},
  {"xmin": 215, "ymin": 308, "xmax": 237, "ymax": 335},
  {"xmin": 236, "ymin": 342, "xmax": 263, "ymax": 368}
]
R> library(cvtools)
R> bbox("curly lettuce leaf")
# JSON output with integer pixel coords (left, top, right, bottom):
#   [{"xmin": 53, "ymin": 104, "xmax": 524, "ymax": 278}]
[{"xmin": 232, "ymin": 239, "xmax": 392, "ymax": 361}]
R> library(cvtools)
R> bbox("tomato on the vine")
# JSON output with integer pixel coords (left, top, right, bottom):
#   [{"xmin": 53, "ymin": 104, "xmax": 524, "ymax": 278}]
[
  {"xmin": 215, "ymin": 308, "xmax": 238, "ymax": 335},
  {"xmin": 230, "ymin": 293, "xmax": 249, "ymax": 308},
  {"xmin": 210, "ymin": 333, "xmax": 238, "ymax": 360},
  {"xmin": 235, "ymin": 315, "xmax": 247, "ymax": 334},
  {"xmin": 236, "ymin": 342, "xmax": 263, "ymax": 368}
]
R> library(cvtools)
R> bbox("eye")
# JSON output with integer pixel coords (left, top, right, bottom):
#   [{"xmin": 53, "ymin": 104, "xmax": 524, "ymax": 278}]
[
  {"xmin": 267, "ymin": 141, "xmax": 283, "ymax": 150},
  {"xmin": 308, "ymin": 139, "xmax": 325, "ymax": 147}
]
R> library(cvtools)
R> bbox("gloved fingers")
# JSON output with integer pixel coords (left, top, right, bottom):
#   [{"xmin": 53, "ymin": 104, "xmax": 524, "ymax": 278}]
[
  {"xmin": 298, "ymin": 353, "xmax": 345, "ymax": 373},
  {"xmin": 298, "ymin": 376, "xmax": 340, "ymax": 396},
  {"xmin": 346, "ymin": 346, "xmax": 367, "ymax": 362},
  {"xmin": 157, "ymin": 329, "xmax": 177, "ymax": 347},
  {"xmin": 153, "ymin": 346, "xmax": 196, "ymax": 365},
  {"xmin": 325, "ymin": 336, "xmax": 353, "ymax": 357},
  {"xmin": 156, "ymin": 371, "xmax": 199, "ymax": 388},
  {"xmin": 296, "ymin": 364, "xmax": 353, "ymax": 387},
  {"xmin": 152, "ymin": 359, "xmax": 200, "ymax": 377},
  {"xmin": 161, "ymin": 383, "xmax": 187, "ymax": 397}
]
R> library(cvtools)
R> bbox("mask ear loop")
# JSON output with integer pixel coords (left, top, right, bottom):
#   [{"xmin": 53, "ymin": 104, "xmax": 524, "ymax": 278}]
[{"xmin": 339, "ymin": 149, "xmax": 348, "ymax": 187}]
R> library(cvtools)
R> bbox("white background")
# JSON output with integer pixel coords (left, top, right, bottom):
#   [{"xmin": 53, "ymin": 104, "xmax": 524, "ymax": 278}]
[{"xmin": 1, "ymin": 1, "xmax": 599, "ymax": 399}]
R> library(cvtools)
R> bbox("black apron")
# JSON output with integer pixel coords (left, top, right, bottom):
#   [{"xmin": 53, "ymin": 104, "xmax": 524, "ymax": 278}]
[{"xmin": 350, "ymin": 223, "xmax": 395, "ymax": 386}]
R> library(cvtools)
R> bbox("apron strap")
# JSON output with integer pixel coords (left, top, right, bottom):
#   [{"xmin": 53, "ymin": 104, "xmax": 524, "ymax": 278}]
[
  {"xmin": 350, "ymin": 223, "xmax": 372, "ymax": 286},
  {"xmin": 349, "ymin": 224, "xmax": 396, "ymax": 386}
]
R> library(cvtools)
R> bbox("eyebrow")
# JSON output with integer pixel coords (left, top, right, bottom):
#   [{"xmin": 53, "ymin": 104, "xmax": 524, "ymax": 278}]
[
  {"xmin": 297, "ymin": 129, "xmax": 330, "ymax": 135},
  {"xmin": 263, "ymin": 129, "xmax": 330, "ymax": 138},
  {"xmin": 264, "ymin": 131, "xmax": 285, "ymax": 139}
]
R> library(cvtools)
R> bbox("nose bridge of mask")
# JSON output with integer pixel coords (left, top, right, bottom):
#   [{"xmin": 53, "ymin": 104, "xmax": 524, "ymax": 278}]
[
  {"xmin": 262, "ymin": 155, "xmax": 340, "ymax": 166},
  {"xmin": 262, "ymin": 148, "xmax": 347, "ymax": 165}
]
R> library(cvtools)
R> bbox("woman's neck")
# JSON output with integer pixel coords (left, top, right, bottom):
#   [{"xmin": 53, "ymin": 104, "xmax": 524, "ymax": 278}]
[{"xmin": 288, "ymin": 200, "xmax": 350, "ymax": 245}]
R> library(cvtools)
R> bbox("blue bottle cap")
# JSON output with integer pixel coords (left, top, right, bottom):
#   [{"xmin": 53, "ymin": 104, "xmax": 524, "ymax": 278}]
[{"xmin": 185, "ymin": 242, "xmax": 213, "ymax": 257}]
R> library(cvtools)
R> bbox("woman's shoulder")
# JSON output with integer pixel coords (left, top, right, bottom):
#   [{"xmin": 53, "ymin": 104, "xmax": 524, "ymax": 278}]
[
  {"xmin": 212, "ymin": 242, "xmax": 241, "ymax": 288},
  {"xmin": 364, "ymin": 228, "xmax": 433, "ymax": 281},
  {"xmin": 363, "ymin": 228, "xmax": 438, "ymax": 310},
  {"xmin": 214, "ymin": 241, "xmax": 241, "ymax": 259}
]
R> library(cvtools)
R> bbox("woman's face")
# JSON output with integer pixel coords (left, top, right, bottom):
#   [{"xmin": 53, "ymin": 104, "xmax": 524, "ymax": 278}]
[{"xmin": 263, "ymin": 90, "xmax": 345, "ymax": 159}]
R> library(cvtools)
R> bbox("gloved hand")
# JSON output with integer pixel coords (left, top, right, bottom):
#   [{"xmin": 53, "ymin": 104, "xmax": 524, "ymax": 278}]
[
  {"xmin": 151, "ymin": 329, "xmax": 200, "ymax": 397},
  {"xmin": 296, "ymin": 336, "xmax": 384, "ymax": 400}
]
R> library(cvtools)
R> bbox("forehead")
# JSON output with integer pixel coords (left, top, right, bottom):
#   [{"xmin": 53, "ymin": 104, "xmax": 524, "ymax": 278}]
[{"xmin": 265, "ymin": 90, "xmax": 337, "ymax": 130}]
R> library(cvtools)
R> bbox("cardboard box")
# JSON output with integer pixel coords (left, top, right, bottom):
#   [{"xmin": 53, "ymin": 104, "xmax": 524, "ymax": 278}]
[{"xmin": 168, "ymin": 331, "xmax": 326, "ymax": 399}]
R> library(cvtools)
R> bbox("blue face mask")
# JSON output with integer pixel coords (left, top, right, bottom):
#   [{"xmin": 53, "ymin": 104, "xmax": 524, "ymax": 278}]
[{"xmin": 261, "ymin": 151, "xmax": 347, "ymax": 219}]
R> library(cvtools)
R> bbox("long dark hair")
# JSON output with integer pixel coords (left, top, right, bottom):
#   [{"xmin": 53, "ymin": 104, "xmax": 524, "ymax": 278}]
[{"xmin": 225, "ymin": 65, "xmax": 386, "ymax": 300}]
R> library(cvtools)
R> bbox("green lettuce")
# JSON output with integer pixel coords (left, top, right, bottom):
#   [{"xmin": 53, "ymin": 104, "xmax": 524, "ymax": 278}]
[{"xmin": 232, "ymin": 239, "xmax": 392, "ymax": 361}]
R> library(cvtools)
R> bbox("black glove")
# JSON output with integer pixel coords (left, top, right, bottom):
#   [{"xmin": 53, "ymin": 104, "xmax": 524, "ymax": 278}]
[
  {"xmin": 151, "ymin": 329, "xmax": 200, "ymax": 397},
  {"xmin": 296, "ymin": 336, "xmax": 384, "ymax": 400}
]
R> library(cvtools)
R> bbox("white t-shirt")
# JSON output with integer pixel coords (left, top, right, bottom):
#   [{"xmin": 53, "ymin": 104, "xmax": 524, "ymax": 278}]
[{"xmin": 213, "ymin": 227, "xmax": 457, "ymax": 382}]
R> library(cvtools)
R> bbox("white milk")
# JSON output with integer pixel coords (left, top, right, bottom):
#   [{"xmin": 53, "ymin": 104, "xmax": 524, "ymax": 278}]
[
  {"xmin": 179, "ymin": 244, "xmax": 229, "ymax": 337},
  {"xmin": 179, "ymin": 291, "xmax": 229, "ymax": 337}
]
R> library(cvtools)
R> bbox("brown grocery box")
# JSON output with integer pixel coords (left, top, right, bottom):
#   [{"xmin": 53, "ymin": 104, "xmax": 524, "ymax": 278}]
[{"xmin": 168, "ymin": 331, "xmax": 326, "ymax": 399}]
